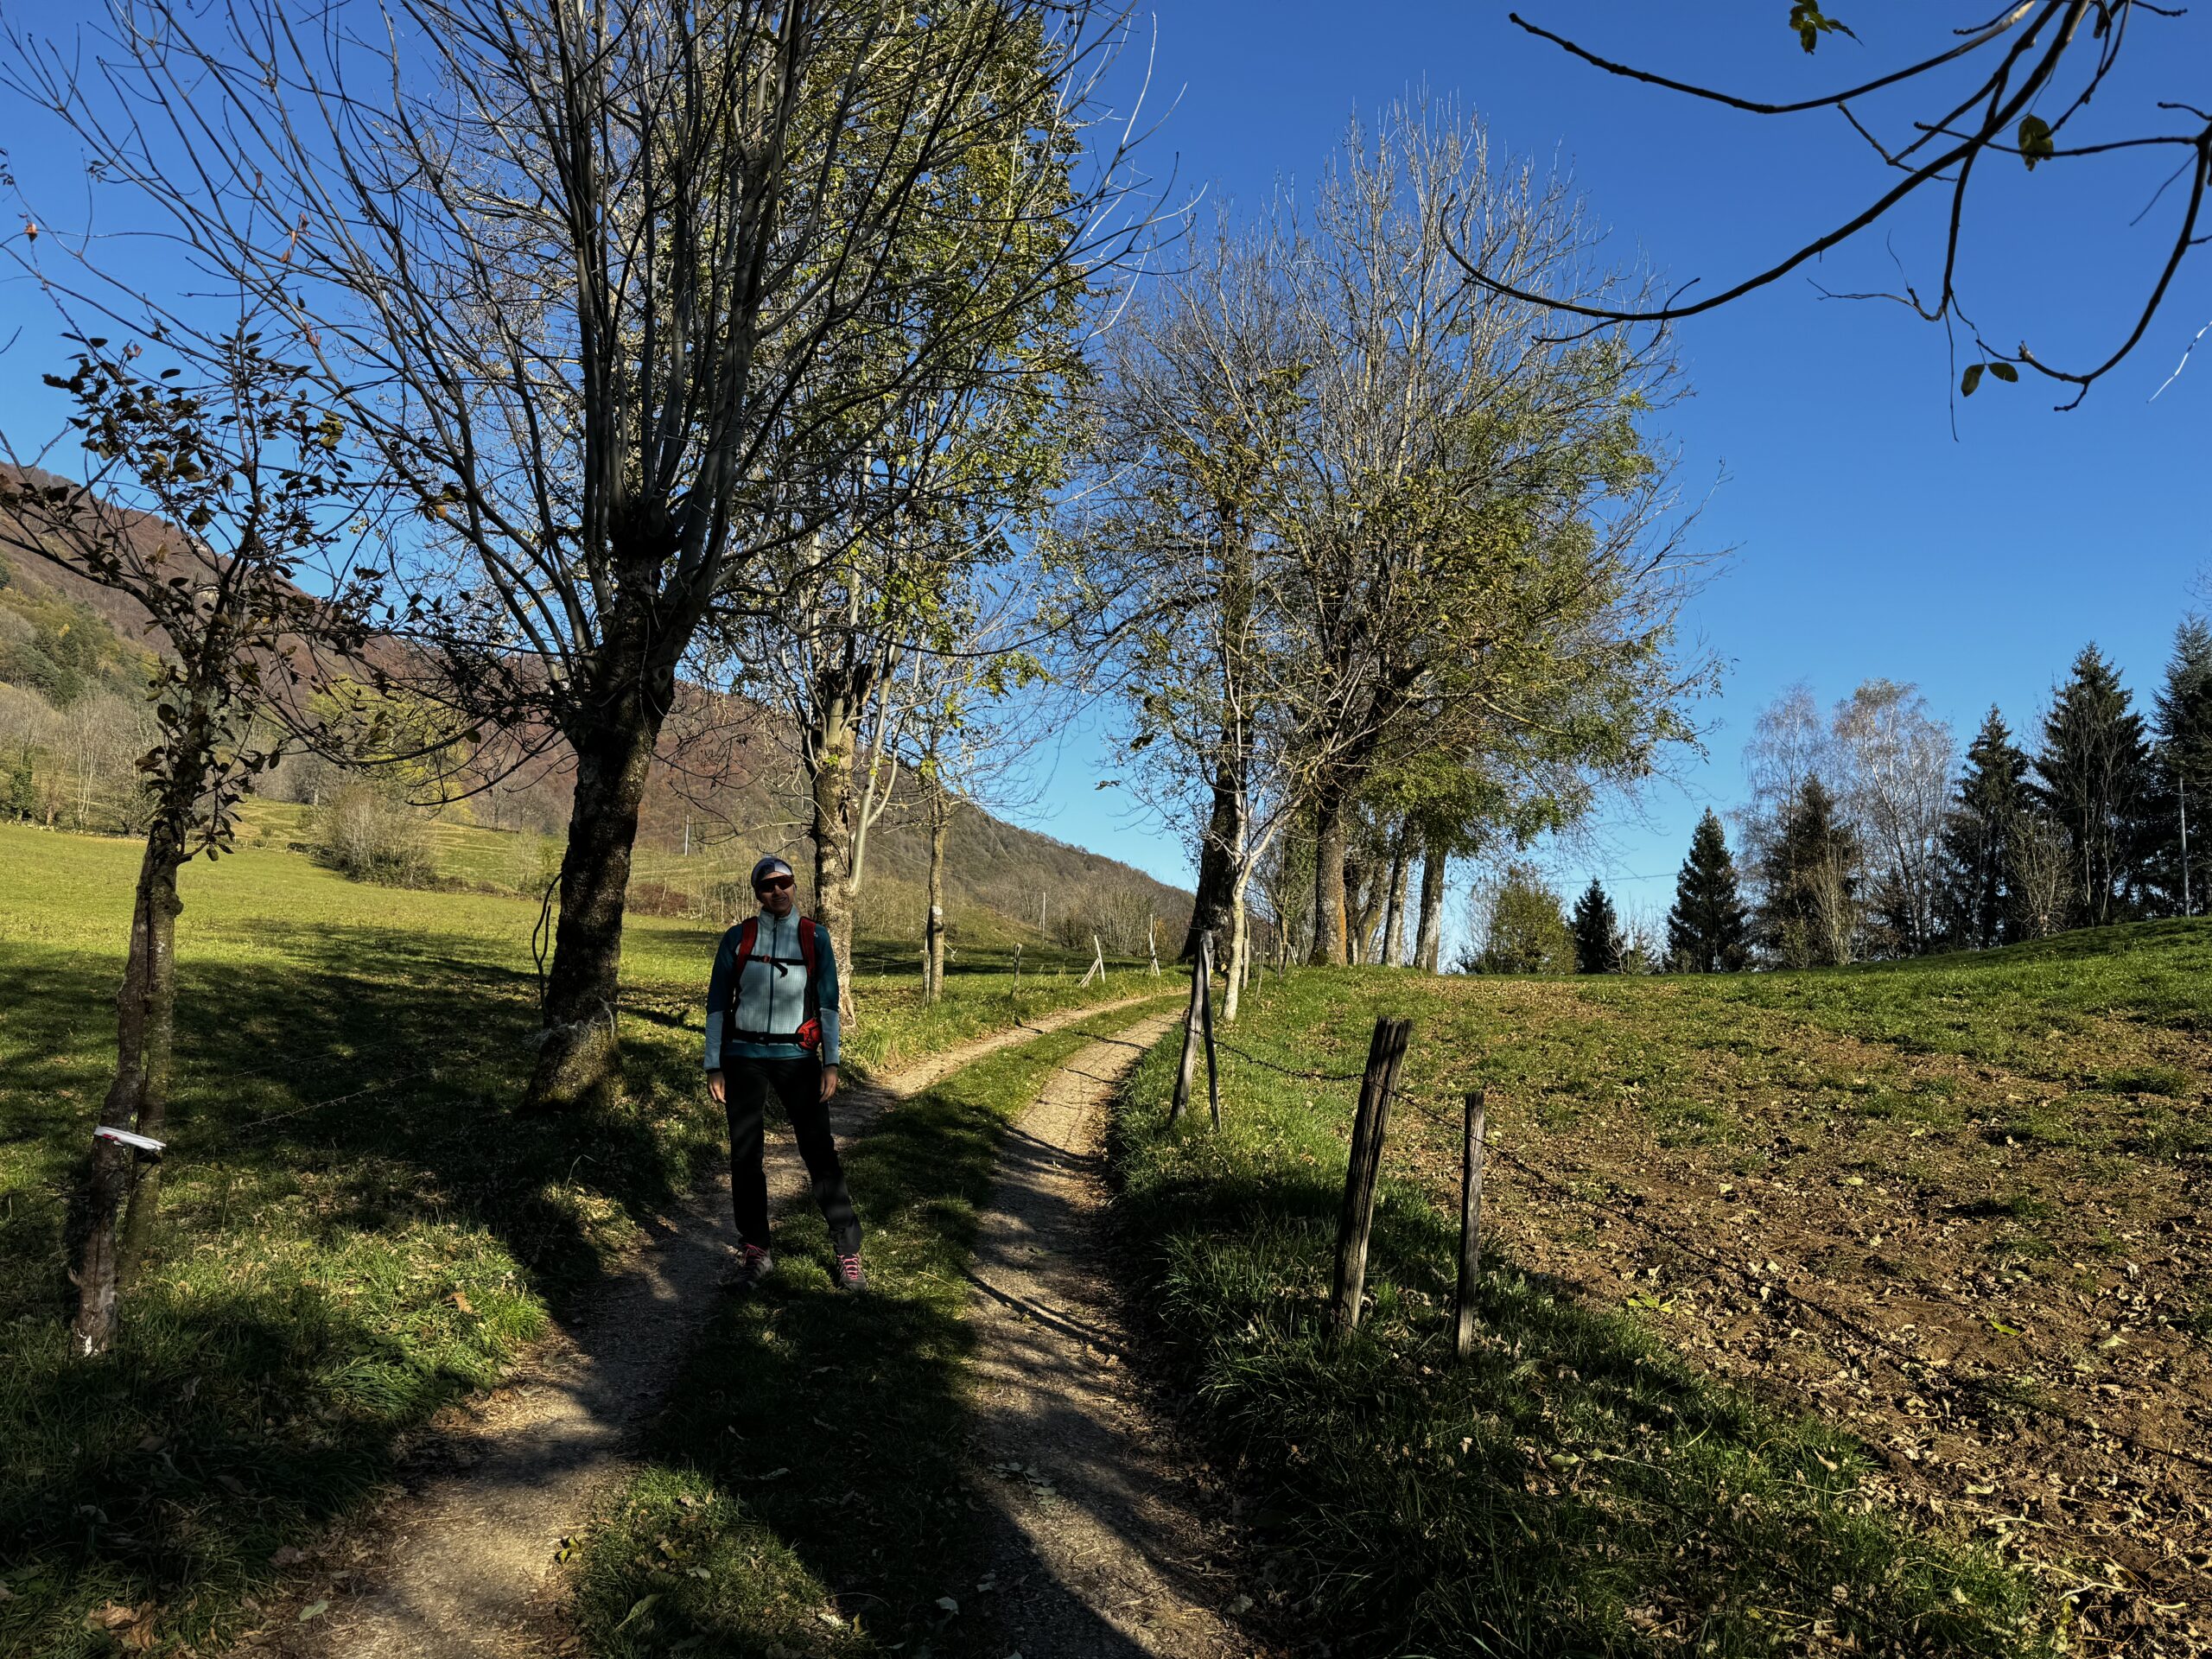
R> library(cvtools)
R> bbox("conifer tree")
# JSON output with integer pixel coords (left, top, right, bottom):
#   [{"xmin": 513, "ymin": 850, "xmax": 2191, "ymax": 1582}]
[
  {"xmin": 1757, "ymin": 777, "xmax": 1860, "ymax": 967},
  {"xmin": 1666, "ymin": 808, "xmax": 1751, "ymax": 972},
  {"xmin": 1937, "ymin": 708, "xmax": 2031, "ymax": 950},
  {"xmin": 2146, "ymin": 620, "xmax": 2212, "ymax": 916},
  {"xmin": 2032, "ymin": 644, "xmax": 2152, "ymax": 928},
  {"xmin": 1571, "ymin": 877, "xmax": 1624, "ymax": 974}
]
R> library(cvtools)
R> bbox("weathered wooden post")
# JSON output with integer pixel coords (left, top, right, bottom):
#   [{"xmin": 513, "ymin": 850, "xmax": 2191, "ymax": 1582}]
[
  {"xmin": 1198, "ymin": 931, "xmax": 1222, "ymax": 1129},
  {"xmin": 1330, "ymin": 1016, "xmax": 1412, "ymax": 1340},
  {"xmin": 1011, "ymin": 943, "xmax": 1022, "ymax": 982},
  {"xmin": 1170, "ymin": 937, "xmax": 1207, "ymax": 1124},
  {"xmin": 1452, "ymin": 1090, "xmax": 1487, "ymax": 1363}
]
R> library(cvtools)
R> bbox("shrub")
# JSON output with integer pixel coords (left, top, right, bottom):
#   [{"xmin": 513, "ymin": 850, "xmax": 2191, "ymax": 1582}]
[{"xmin": 313, "ymin": 781, "xmax": 438, "ymax": 886}]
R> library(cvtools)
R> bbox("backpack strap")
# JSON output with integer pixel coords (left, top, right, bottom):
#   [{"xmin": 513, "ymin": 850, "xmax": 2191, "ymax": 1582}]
[
  {"xmin": 732, "ymin": 916, "xmax": 760, "ymax": 985},
  {"xmin": 798, "ymin": 918, "xmax": 820, "ymax": 1025}
]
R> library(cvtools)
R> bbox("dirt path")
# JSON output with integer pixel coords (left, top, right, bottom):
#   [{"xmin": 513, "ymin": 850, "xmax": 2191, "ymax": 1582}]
[
  {"xmin": 236, "ymin": 994, "xmax": 1167, "ymax": 1659},
  {"xmin": 966, "ymin": 1011, "xmax": 1257, "ymax": 1658}
]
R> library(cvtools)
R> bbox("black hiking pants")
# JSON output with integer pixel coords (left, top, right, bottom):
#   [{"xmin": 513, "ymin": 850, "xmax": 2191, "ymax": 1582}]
[{"xmin": 723, "ymin": 1055, "xmax": 861, "ymax": 1256}]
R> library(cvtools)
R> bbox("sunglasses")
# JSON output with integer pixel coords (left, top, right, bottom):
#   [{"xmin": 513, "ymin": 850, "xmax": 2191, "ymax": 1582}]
[{"xmin": 756, "ymin": 875, "xmax": 796, "ymax": 893}]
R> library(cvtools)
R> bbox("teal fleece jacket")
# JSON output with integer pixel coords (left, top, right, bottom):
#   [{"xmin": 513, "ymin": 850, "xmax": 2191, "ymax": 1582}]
[{"xmin": 703, "ymin": 911, "xmax": 842, "ymax": 1068}]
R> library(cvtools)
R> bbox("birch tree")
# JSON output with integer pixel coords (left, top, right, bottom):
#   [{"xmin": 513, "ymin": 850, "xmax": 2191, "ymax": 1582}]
[{"xmin": 1833, "ymin": 679, "xmax": 1954, "ymax": 956}]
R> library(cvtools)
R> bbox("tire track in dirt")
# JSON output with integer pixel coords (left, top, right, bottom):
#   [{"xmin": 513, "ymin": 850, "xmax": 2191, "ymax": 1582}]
[
  {"xmin": 228, "ymin": 993, "xmax": 1171, "ymax": 1659},
  {"xmin": 965, "ymin": 1010, "xmax": 1260, "ymax": 1658}
]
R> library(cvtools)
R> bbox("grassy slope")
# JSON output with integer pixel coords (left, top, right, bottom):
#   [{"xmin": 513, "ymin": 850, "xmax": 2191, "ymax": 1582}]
[
  {"xmin": 0, "ymin": 823, "xmax": 1156, "ymax": 1658},
  {"xmin": 1107, "ymin": 948, "xmax": 2212, "ymax": 1656},
  {"xmin": 569, "ymin": 1000, "xmax": 1175, "ymax": 1659}
]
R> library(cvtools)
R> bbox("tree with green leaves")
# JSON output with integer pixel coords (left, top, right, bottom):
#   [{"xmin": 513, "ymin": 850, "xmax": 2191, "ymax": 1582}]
[
  {"xmin": 0, "ymin": 333, "xmax": 376, "ymax": 1356},
  {"xmin": 1757, "ymin": 777, "xmax": 1861, "ymax": 968},
  {"xmin": 1571, "ymin": 878, "xmax": 1624, "ymax": 974},
  {"xmin": 1078, "ymin": 213, "xmax": 1311, "ymax": 1011},
  {"xmin": 2033, "ymin": 644, "xmax": 2152, "ymax": 928},
  {"xmin": 1937, "ymin": 708, "xmax": 2033, "ymax": 950},
  {"xmin": 1471, "ymin": 863, "xmax": 1573, "ymax": 975},
  {"xmin": 1667, "ymin": 808, "xmax": 1751, "ymax": 972},
  {"xmin": 2145, "ymin": 619, "xmax": 2212, "ymax": 916}
]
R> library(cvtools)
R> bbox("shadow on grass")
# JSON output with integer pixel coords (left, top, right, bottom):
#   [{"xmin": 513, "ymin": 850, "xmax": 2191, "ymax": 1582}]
[
  {"xmin": 0, "ymin": 925, "xmax": 723, "ymax": 1656},
  {"xmin": 1111, "ymin": 1123, "xmax": 2059, "ymax": 1658}
]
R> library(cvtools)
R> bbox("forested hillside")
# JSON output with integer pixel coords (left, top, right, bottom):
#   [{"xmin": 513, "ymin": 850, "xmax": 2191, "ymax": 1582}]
[{"xmin": 0, "ymin": 538, "xmax": 1187, "ymax": 960}]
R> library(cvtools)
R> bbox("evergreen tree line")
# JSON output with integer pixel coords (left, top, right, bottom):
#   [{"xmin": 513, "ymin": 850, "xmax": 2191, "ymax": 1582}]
[{"xmin": 1647, "ymin": 626, "xmax": 2212, "ymax": 974}]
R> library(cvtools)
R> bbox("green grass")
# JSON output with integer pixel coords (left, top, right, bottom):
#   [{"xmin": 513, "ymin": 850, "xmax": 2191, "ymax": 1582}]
[
  {"xmin": 1111, "ymin": 967, "xmax": 2068, "ymax": 1658},
  {"xmin": 569, "ymin": 1001, "xmax": 1173, "ymax": 1659},
  {"xmin": 1681, "ymin": 918, "xmax": 2212, "ymax": 1083},
  {"xmin": 0, "ymin": 822, "xmax": 1154, "ymax": 1657}
]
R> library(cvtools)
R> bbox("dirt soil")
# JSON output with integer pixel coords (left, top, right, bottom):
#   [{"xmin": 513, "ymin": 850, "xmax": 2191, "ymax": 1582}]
[
  {"xmin": 1386, "ymin": 979, "xmax": 2212, "ymax": 1657},
  {"xmin": 224, "ymin": 995, "xmax": 1168, "ymax": 1659},
  {"xmin": 964, "ymin": 1010, "xmax": 1262, "ymax": 1658}
]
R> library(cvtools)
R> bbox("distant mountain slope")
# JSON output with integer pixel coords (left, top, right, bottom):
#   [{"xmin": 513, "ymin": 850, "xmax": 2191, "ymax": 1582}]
[{"xmin": 0, "ymin": 469, "xmax": 1190, "ymax": 957}]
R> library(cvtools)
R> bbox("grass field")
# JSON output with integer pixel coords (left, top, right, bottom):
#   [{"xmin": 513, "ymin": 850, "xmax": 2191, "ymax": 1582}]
[
  {"xmin": 0, "ymin": 821, "xmax": 1156, "ymax": 1658},
  {"xmin": 1115, "ymin": 932, "xmax": 2212, "ymax": 1657}
]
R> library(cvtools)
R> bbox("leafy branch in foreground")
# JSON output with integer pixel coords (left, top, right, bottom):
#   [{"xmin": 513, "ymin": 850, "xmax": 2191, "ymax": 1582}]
[{"xmin": 0, "ymin": 332, "xmax": 376, "ymax": 1356}]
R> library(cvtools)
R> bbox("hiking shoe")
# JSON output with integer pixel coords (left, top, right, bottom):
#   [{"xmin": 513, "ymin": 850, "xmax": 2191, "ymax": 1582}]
[
  {"xmin": 727, "ymin": 1243, "xmax": 775, "ymax": 1291},
  {"xmin": 831, "ymin": 1251, "xmax": 868, "ymax": 1293}
]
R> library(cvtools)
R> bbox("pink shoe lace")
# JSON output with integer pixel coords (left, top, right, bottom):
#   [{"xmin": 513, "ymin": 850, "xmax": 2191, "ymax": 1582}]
[{"xmin": 835, "ymin": 1251, "xmax": 867, "ymax": 1289}]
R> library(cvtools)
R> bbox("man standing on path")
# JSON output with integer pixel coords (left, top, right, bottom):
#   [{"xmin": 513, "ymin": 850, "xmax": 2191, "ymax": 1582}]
[{"xmin": 705, "ymin": 855, "xmax": 867, "ymax": 1292}]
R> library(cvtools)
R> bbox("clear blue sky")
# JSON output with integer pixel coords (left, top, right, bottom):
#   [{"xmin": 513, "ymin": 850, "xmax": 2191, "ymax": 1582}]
[
  {"xmin": 1020, "ymin": 2, "xmax": 2212, "ymax": 943},
  {"xmin": 3, "ymin": 5, "xmax": 2206, "ymax": 948}
]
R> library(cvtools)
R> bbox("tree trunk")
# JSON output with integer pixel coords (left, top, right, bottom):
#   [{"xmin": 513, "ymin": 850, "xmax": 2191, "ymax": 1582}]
[
  {"xmin": 925, "ymin": 783, "xmax": 950, "ymax": 1002},
  {"xmin": 806, "ymin": 694, "xmax": 861, "ymax": 980},
  {"xmin": 1309, "ymin": 781, "xmax": 1349, "ymax": 965},
  {"xmin": 74, "ymin": 823, "xmax": 184, "ymax": 1356},
  {"xmin": 1347, "ymin": 851, "xmax": 1383, "ymax": 966},
  {"xmin": 1179, "ymin": 755, "xmax": 1241, "ymax": 962},
  {"xmin": 524, "ymin": 655, "xmax": 668, "ymax": 1115},
  {"xmin": 1382, "ymin": 833, "xmax": 1411, "ymax": 968},
  {"xmin": 1414, "ymin": 837, "xmax": 1447, "ymax": 973},
  {"xmin": 1222, "ymin": 879, "xmax": 1250, "ymax": 1022}
]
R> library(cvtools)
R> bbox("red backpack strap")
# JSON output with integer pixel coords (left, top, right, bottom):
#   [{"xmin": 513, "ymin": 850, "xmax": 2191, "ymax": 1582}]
[{"xmin": 733, "ymin": 917, "xmax": 760, "ymax": 982}]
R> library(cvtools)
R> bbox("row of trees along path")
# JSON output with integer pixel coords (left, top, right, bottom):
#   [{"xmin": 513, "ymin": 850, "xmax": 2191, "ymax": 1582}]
[{"xmin": 1, "ymin": 0, "xmax": 1151, "ymax": 1354}]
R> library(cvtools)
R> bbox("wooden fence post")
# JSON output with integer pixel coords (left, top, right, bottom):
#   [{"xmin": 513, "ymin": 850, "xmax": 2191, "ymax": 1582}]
[
  {"xmin": 1170, "ymin": 939, "xmax": 1206, "ymax": 1124},
  {"xmin": 1011, "ymin": 943, "xmax": 1022, "ymax": 982},
  {"xmin": 1452, "ymin": 1090, "xmax": 1487, "ymax": 1363},
  {"xmin": 1330, "ymin": 1016, "xmax": 1411, "ymax": 1340},
  {"xmin": 1199, "ymin": 931, "xmax": 1222, "ymax": 1129}
]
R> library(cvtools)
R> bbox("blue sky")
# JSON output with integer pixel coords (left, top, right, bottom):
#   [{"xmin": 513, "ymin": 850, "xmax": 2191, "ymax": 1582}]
[
  {"xmin": 1019, "ymin": 2, "xmax": 2212, "ymax": 940},
  {"xmin": 3, "ymin": 4, "xmax": 2206, "ymax": 949}
]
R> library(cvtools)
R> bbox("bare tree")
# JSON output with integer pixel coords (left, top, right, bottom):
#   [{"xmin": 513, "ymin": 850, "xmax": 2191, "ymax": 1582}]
[
  {"xmin": 7, "ymin": 0, "xmax": 1148, "ymax": 1110},
  {"xmin": 1462, "ymin": 5, "xmax": 2211, "ymax": 408},
  {"xmin": 2010, "ymin": 809, "xmax": 2072, "ymax": 939},
  {"xmin": 1834, "ymin": 678, "xmax": 1955, "ymax": 955},
  {"xmin": 0, "ymin": 333, "xmax": 374, "ymax": 1355},
  {"xmin": 896, "ymin": 578, "xmax": 1050, "ymax": 1001}
]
